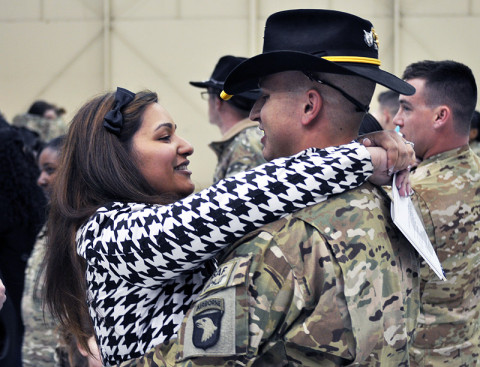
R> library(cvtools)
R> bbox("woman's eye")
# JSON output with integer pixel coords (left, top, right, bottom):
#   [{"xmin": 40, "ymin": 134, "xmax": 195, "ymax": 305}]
[
  {"xmin": 157, "ymin": 135, "xmax": 171, "ymax": 141},
  {"xmin": 44, "ymin": 167, "xmax": 56, "ymax": 175}
]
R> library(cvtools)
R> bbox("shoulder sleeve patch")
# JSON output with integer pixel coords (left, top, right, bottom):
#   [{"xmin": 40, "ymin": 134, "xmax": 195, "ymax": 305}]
[
  {"xmin": 177, "ymin": 254, "xmax": 252, "ymax": 361},
  {"xmin": 182, "ymin": 287, "xmax": 237, "ymax": 358}
]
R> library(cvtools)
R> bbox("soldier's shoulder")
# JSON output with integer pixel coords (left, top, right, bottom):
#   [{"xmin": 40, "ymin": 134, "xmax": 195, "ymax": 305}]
[
  {"xmin": 225, "ymin": 215, "xmax": 293, "ymax": 257},
  {"xmin": 292, "ymin": 183, "xmax": 389, "ymax": 223}
]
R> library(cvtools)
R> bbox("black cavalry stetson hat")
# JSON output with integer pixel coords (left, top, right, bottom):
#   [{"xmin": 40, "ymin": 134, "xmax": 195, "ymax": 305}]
[
  {"xmin": 221, "ymin": 9, "xmax": 415, "ymax": 100},
  {"xmin": 190, "ymin": 55, "xmax": 259, "ymax": 101}
]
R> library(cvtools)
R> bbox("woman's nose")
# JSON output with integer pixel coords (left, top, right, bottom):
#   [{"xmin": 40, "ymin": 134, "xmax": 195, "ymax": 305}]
[
  {"xmin": 177, "ymin": 136, "xmax": 194, "ymax": 156},
  {"xmin": 37, "ymin": 172, "xmax": 48, "ymax": 187}
]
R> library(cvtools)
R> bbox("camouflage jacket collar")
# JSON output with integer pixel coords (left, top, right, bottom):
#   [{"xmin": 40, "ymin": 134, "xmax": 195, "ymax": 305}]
[
  {"xmin": 417, "ymin": 145, "xmax": 470, "ymax": 168},
  {"xmin": 209, "ymin": 119, "xmax": 258, "ymax": 148}
]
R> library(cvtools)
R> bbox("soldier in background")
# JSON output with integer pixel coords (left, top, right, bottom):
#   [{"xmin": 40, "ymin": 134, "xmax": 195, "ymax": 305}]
[
  {"xmin": 469, "ymin": 110, "xmax": 480, "ymax": 155},
  {"xmin": 372, "ymin": 90, "xmax": 399, "ymax": 131},
  {"xmin": 394, "ymin": 60, "xmax": 480, "ymax": 367},
  {"xmin": 190, "ymin": 55, "xmax": 266, "ymax": 183},
  {"xmin": 12, "ymin": 100, "xmax": 67, "ymax": 151},
  {"xmin": 119, "ymin": 9, "xmax": 420, "ymax": 366}
]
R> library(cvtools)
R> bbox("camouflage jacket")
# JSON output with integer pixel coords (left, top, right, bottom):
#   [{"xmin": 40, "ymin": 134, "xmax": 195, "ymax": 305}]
[
  {"xmin": 12, "ymin": 113, "xmax": 67, "ymax": 142},
  {"xmin": 469, "ymin": 141, "xmax": 480, "ymax": 156},
  {"xmin": 409, "ymin": 146, "xmax": 480, "ymax": 367},
  {"xmin": 21, "ymin": 225, "xmax": 59, "ymax": 366},
  {"xmin": 118, "ymin": 183, "xmax": 420, "ymax": 367},
  {"xmin": 209, "ymin": 119, "xmax": 266, "ymax": 183}
]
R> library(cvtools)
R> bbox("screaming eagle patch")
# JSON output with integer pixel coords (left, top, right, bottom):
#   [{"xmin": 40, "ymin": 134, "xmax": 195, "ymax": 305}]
[
  {"xmin": 192, "ymin": 298, "xmax": 224, "ymax": 349},
  {"xmin": 178, "ymin": 257, "xmax": 251, "ymax": 361}
]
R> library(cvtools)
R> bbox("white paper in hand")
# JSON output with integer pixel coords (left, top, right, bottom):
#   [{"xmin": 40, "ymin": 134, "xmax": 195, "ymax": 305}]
[{"xmin": 391, "ymin": 174, "xmax": 446, "ymax": 280}]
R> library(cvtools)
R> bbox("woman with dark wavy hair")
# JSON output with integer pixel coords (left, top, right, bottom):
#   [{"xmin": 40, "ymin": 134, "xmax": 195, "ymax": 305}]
[
  {"xmin": 43, "ymin": 87, "xmax": 410, "ymax": 366},
  {"xmin": 0, "ymin": 124, "xmax": 46, "ymax": 367}
]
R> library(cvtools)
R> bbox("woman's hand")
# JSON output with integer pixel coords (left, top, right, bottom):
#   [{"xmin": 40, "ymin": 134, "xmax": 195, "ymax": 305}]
[
  {"xmin": 362, "ymin": 130, "xmax": 416, "ymax": 197},
  {"xmin": 361, "ymin": 130, "xmax": 416, "ymax": 175}
]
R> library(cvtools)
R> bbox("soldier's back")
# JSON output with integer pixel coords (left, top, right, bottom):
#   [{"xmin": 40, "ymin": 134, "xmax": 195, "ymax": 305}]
[{"xmin": 265, "ymin": 182, "xmax": 420, "ymax": 366}]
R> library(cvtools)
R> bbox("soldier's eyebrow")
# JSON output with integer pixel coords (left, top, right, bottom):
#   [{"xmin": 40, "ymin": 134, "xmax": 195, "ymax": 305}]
[{"xmin": 399, "ymin": 99, "xmax": 412, "ymax": 108}]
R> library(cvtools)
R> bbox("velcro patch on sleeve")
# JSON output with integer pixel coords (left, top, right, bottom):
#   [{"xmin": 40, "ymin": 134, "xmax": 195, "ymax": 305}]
[{"xmin": 201, "ymin": 255, "xmax": 251, "ymax": 295}]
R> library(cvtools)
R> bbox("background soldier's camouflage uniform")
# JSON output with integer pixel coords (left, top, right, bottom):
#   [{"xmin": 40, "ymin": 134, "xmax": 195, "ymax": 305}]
[
  {"xmin": 469, "ymin": 141, "xmax": 480, "ymax": 156},
  {"xmin": 119, "ymin": 183, "xmax": 420, "ymax": 367},
  {"xmin": 209, "ymin": 119, "xmax": 266, "ymax": 183},
  {"xmin": 12, "ymin": 113, "xmax": 67, "ymax": 142},
  {"xmin": 409, "ymin": 145, "xmax": 480, "ymax": 367},
  {"xmin": 21, "ymin": 225, "xmax": 59, "ymax": 366}
]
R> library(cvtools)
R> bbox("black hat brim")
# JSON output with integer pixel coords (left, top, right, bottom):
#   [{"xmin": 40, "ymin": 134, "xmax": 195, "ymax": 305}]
[
  {"xmin": 224, "ymin": 51, "xmax": 415, "ymax": 96},
  {"xmin": 189, "ymin": 80, "xmax": 222, "ymax": 89},
  {"xmin": 190, "ymin": 79, "xmax": 260, "ymax": 101},
  {"xmin": 341, "ymin": 64, "xmax": 415, "ymax": 95}
]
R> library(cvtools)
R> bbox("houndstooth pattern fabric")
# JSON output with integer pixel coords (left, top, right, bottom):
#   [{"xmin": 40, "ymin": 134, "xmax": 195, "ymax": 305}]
[{"xmin": 76, "ymin": 142, "xmax": 373, "ymax": 366}]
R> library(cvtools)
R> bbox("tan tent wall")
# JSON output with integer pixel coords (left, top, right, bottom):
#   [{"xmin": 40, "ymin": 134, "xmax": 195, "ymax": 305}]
[{"xmin": 1, "ymin": 0, "xmax": 479, "ymax": 190}]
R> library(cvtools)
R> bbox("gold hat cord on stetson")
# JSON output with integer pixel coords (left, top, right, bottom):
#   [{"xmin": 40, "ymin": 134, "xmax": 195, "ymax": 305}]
[
  {"xmin": 322, "ymin": 56, "xmax": 381, "ymax": 65},
  {"xmin": 220, "ymin": 56, "xmax": 382, "ymax": 101}
]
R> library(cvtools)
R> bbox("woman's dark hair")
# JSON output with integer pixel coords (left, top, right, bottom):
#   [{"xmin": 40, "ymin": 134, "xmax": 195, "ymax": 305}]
[
  {"xmin": 57, "ymin": 312, "xmax": 96, "ymax": 367},
  {"xmin": 42, "ymin": 134, "xmax": 66, "ymax": 152},
  {"xmin": 44, "ymin": 89, "xmax": 174, "ymax": 353},
  {"xmin": 0, "ymin": 127, "xmax": 46, "ymax": 232},
  {"xmin": 36, "ymin": 135, "xmax": 65, "ymax": 164}
]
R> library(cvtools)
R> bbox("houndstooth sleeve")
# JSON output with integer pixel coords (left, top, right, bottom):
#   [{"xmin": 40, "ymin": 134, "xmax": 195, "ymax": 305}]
[{"xmin": 78, "ymin": 141, "xmax": 372, "ymax": 284}]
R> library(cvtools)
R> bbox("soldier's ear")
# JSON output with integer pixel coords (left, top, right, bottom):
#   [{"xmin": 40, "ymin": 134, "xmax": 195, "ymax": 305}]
[
  {"xmin": 384, "ymin": 108, "xmax": 392, "ymax": 124},
  {"xmin": 433, "ymin": 105, "xmax": 450, "ymax": 129},
  {"xmin": 301, "ymin": 89, "xmax": 322, "ymax": 126},
  {"xmin": 214, "ymin": 96, "xmax": 223, "ymax": 111}
]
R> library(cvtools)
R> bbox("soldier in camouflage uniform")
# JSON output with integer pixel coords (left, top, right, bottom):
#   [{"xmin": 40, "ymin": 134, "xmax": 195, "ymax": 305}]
[
  {"xmin": 117, "ymin": 9, "xmax": 421, "ymax": 367},
  {"xmin": 190, "ymin": 55, "xmax": 266, "ymax": 183},
  {"xmin": 13, "ymin": 100, "xmax": 67, "ymax": 144},
  {"xmin": 470, "ymin": 139, "xmax": 480, "ymax": 155},
  {"xmin": 372, "ymin": 90, "xmax": 399, "ymax": 131},
  {"xmin": 469, "ymin": 110, "xmax": 480, "ymax": 155},
  {"xmin": 21, "ymin": 226, "xmax": 61, "ymax": 366},
  {"xmin": 394, "ymin": 60, "xmax": 480, "ymax": 366},
  {"xmin": 12, "ymin": 103, "xmax": 67, "ymax": 160},
  {"xmin": 12, "ymin": 113, "xmax": 67, "ymax": 143},
  {"xmin": 21, "ymin": 137, "xmax": 64, "ymax": 366},
  {"xmin": 208, "ymin": 120, "xmax": 265, "ymax": 183},
  {"xmin": 120, "ymin": 184, "xmax": 420, "ymax": 367}
]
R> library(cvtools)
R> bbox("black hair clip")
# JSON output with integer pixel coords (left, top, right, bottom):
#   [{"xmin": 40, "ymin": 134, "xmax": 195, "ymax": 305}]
[{"xmin": 103, "ymin": 87, "xmax": 136, "ymax": 136}]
